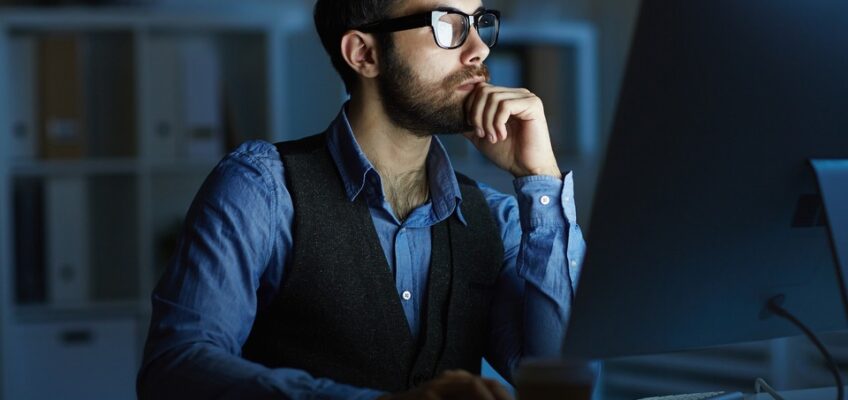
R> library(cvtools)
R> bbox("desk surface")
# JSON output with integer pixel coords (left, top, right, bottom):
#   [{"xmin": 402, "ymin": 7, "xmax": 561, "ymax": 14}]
[{"xmin": 745, "ymin": 385, "xmax": 846, "ymax": 400}]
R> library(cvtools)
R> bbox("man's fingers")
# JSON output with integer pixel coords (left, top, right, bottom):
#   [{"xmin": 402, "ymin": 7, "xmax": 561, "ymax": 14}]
[
  {"xmin": 465, "ymin": 84, "xmax": 488, "ymax": 137},
  {"xmin": 494, "ymin": 100, "xmax": 510, "ymax": 141},
  {"xmin": 470, "ymin": 378, "xmax": 497, "ymax": 400},
  {"xmin": 483, "ymin": 91, "xmax": 516, "ymax": 143},
  {"xmin": 430, "ymin": 379, "xmax": 495, "ymax": 400},
  {"xmin": 466, "ymin": 85, "xmax": 538, "ymax": 144},
  {"xmin": 484, "ymin": 91, "xmax": 525, "ymax": 143},
  {"xmin": 427, "ymin": 370, "xmax": 512, "ymax": 400},
  {"xmin": 466, "ymin": 84, "xmax": 496, "ymax": 140},
  {"xmin": 482, "ymin": 378, "xmax": 514, "ymax": 400},
  {"xmin": 442, "ymin": 369, "xmax": 473, "ymax": 377},
  {"xmin": 493, "ymin": 96, "xmax": 538, "ymax": 140}
]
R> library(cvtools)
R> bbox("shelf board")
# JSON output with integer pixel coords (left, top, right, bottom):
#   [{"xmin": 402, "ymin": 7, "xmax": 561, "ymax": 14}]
[
  {"xmin": 0, "ymin": 5, "xmax": 306, "ymax": 32},
  {"xmin": 14, "ymin": 300, "xmax": 143, "ymax": 322},
  {"xmin": 11, "ymin": 158, "xmax": 141, "ymax": 176},
  {"xmin": 147, "ymin": 158, "xmax": 221, "ymax": 174}
]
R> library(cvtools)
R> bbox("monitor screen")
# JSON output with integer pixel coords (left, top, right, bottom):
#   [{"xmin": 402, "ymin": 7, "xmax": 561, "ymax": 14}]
[{"xmin": 562, "ymin": 0, "xmax": 848, "ymax": 359}]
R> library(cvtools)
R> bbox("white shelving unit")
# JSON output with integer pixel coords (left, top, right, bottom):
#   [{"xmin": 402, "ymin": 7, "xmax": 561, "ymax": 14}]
[{"xmin": 0, "ymin": 5, "xmax": 337, "ymax": 399}]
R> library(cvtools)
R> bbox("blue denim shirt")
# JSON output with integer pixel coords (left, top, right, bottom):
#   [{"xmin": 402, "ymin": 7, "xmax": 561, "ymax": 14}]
[{"xmin": 138, "ymin": 106, "xmax": 586, "ymax": 400}]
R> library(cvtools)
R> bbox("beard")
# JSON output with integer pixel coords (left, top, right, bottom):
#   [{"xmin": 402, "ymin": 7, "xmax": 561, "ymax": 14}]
[{"xmin": 377, "ymin": 44, "xmax": 490, "ymax": 137}]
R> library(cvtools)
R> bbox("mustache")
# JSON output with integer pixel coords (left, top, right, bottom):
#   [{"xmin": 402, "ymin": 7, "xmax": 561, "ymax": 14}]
[{"xmin": 444, "ymin": 64, "xmax": 491, "ymax": 88}]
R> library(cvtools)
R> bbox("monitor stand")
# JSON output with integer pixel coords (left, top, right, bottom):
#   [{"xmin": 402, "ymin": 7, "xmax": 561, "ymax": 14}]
[{"xmin": 810, "ymin": 159, "xmax": 848, "ymax": 324}]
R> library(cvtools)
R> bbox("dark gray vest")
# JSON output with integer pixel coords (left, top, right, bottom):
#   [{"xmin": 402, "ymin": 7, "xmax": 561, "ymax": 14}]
[{"xmin": 241, "ymin": 133, "xmax": 504, "ymax": 392}]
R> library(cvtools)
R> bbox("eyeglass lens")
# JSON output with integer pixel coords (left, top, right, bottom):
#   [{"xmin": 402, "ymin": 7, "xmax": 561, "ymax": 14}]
[{"xmin": 434, "ymin": 12, "xmax": 498, "ymax": 48}]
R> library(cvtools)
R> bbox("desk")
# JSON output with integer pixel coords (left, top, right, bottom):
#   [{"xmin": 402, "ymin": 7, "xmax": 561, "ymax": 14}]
[
  {"xmin": 515, "ymin": 359, "xmax": 844, "ymax": 400},
  {"xmin": 746, "ymin": 386, "xmax": 847, "ymax": 400}
]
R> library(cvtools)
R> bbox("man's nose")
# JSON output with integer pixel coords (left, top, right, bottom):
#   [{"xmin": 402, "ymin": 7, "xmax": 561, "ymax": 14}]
[{"xmin": 461, "ymin": 26, "xmax": 491, "ymax": 66}]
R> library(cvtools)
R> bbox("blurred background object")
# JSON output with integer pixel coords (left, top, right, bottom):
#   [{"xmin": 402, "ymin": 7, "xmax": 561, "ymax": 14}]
[{"xmin": 1, "ymin": 1, "xmax": 844, "ymax": 400}]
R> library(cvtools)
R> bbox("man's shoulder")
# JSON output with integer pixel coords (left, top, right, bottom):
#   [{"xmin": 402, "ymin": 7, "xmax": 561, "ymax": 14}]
[
  {"xmin": 216, "ymin": 140, "xmax": 286, "ymax": 188},
  {"xmin": 226, "ymin": 133, "xmax": 326, "ymax": 164},
  {"xmin": 229, "ymin": 139, "xmax": 281, "ymax": 162}
]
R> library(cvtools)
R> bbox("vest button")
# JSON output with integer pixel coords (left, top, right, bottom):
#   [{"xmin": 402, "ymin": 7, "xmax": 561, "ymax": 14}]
[{"xmin": 412, "ymin": 373, "xmax": 428, "ymax": 385}]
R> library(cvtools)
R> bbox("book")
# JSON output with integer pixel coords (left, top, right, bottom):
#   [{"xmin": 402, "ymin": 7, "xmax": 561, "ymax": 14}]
[
  {"xmin": 180, "ymin": 35, "xmax": 223, "ymax": 159},
  {"xmin": 83, "ymin": 32, "xmax": 136, "ymax": 158},
  {"xmin": 147, "ymin": 34, "xmax": 183, "ymax": 161},
  {"xmin": 45, "ymin": 176, "xmax": 90, "ymax": 306},
  {"xmin": 9, "ymin": 36, "xmax": 38, "ymax": 161},
  {"xmin": 13, "ymin": 178, "xmax": 46, "ymax": 304},
  {"xmin": 38, "ymin": 33, "xmax": 86, "ymax": 159}
]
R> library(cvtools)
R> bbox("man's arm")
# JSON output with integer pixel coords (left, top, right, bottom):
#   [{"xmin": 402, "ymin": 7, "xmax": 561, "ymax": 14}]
[
  {"xmin": 476, "ymin": 173, "xmax": 586, "ymax": 382},
  {"xmin": 137, "ymin": 141, "xmax": 384, "ymax": 400},
  {"xmin": 461, "ymin": 83, "xmax": 591, "ymax": 382}
]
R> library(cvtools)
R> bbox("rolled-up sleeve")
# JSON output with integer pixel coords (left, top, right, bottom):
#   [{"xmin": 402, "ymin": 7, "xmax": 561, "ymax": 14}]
[{"xmin": 480, "ymin": 171, "xmax": 586, "ymax": 382}]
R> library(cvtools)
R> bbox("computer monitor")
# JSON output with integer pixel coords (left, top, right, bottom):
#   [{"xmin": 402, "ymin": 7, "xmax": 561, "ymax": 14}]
[{"xmin": 562, "ymin": 0, "xmax": 848, "ymax": 359}]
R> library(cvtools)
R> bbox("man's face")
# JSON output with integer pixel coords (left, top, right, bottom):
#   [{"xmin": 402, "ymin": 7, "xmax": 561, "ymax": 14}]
[{"xmin": 376, "ymin": 0, "xmax": 492, "ymax": 137}]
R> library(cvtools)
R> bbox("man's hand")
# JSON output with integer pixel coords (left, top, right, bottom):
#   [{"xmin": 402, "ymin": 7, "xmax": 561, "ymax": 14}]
[
  {"xmin": 463, "ymin": 83, "xmax": 562, "ymax": 179},
  {"xmin": 378, "ymin": 369, "xmax": 514, "ymax": 400}
]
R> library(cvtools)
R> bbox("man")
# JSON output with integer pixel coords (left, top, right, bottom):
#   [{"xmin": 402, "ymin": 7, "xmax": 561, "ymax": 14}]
[{"xmin": 137, "ymin": 0, "xmax": 586, "ymax": 398}]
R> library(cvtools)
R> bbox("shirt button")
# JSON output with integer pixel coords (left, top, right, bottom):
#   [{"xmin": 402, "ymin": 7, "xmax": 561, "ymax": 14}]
[
  {"xmin": 565, "ymin": 196, "xmax": 570, "ymax": 202},
  {"xmin": 402, "ymin": 290, "xmax": 412, "ymax": 300},
  {"xmin": 571, "ymin": 260, "xmax": 578, "ymax": 267},
  {"xmin": 540, "ymin": 195, "xmax": 551, "ymax": 205}
]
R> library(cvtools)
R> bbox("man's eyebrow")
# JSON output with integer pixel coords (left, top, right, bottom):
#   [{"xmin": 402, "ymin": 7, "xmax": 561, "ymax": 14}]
[{"xmin": 434, "ymin": 5, "xmax": 486, "ymax": 14}]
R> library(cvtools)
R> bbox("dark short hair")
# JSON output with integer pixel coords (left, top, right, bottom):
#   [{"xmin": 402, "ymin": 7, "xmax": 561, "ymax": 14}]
[{"xmin": 313, "ymin": 0, "xmax": 399, "ymax": 93}]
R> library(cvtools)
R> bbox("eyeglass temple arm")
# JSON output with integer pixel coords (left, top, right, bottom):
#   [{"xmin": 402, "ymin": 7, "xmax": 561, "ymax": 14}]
[{"xmin": 356, "ymin": 12, "xmax": 432, "ymax": 33}]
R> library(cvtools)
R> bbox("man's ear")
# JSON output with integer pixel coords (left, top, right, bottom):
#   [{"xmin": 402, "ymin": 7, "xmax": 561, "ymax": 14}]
[{"xmin": 340, "ymin": 30, "xmax": 381, "ymax": 80}]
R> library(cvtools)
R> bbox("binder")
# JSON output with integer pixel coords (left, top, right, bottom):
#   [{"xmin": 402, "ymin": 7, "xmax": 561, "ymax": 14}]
[
  {"xmin": 147, "ymin": 34, "xmax": 183, "ymax": 161},
  {"xmin": 45, "ymin": 176, "xmax": 90, "ymax": 306},
  {"xmin": 13, "ymin": 178, "xmax": 46, "ymax": 304},
  {"xmin": 180, "ymin": 35, "xmax": 223, "ymax": 159},
  {"xmin": 83, "ymin": 33, "xmax": 136, "ymax": 158},
  {"xmin": 9, "ymin": 36, "xmax": 38, "ymax": 160},
  {"xmin": 38, "ymin": 34, "xmax": 86, "ymax": 159}
]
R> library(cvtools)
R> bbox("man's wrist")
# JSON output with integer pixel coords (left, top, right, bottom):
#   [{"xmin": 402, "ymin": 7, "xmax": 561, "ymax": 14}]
[
  {"xmin": 513, "ymin": 174, "xmax": 567, "ymax": 229},
  {"xmin": 514, "ymin": 165, "xmax": 563, "ymax": 180}
]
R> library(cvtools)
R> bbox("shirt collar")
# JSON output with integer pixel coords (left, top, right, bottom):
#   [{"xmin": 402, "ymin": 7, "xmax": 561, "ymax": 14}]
[
  {"xmin": 325, "ymin": 103, "xmax": 467, "ymax": 225},
  {"xmin": 426, "ymin": 134, "xmax": 467, "ymax": 225}
]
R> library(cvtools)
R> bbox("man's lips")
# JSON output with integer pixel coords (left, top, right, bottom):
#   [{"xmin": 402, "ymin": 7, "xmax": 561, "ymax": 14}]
[{"xmin": 457, "ymin": 77, "xmax": 486, "ymax": 91}]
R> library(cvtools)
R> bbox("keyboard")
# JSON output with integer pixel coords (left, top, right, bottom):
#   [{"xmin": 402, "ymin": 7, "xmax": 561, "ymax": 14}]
[{"xmin": 639, "ymin": 391, "xmax": 745, "ymax": 400}]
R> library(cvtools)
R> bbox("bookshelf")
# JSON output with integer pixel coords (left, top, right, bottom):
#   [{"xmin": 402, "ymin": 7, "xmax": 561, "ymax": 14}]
[{"xmin": 0, "ymin": 5, "xmax": 323, "ymax": 400}]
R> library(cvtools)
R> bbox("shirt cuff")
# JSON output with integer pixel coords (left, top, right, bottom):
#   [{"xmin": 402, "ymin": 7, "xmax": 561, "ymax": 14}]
[{"xmin": 513, "ymin": 172, "xmax": 575, "ymax": 229}]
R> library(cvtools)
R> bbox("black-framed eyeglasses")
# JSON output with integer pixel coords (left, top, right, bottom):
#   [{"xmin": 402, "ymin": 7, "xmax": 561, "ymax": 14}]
[{"xmin": 356, "ymin": 8, "xmax": 500, "ymax": 50}]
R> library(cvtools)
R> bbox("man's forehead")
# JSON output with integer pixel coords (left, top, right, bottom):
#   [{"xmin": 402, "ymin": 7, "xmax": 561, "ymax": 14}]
[{"xmin": 395, "ymin": 0, "xmax": 486, "ymax": 15}]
